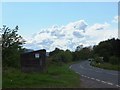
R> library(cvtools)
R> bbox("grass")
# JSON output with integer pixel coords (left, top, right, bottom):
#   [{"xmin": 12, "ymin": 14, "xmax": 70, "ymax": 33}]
[
  {"xmin": 3, "ymin": 63, "xmax": 80, "ymax": 88},
  {"xmin": 0, "ymin": 67, "xmax": 2, "ymax": 89},
  {"xmin": 90, "ymin": 61, "xmax": 120, "ymax": 71}
]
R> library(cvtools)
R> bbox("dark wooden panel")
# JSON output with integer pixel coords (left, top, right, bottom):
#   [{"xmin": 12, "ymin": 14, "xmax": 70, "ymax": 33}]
[{"xmin": 20, "ymin": 49, "xmax": 46, "ymax": 72}]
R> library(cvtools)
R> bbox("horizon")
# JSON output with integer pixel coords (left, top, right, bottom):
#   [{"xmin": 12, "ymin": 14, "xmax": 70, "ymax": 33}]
[{"xmin": 2, "ymin": 2, "xmax": 118, "ymax": 52}]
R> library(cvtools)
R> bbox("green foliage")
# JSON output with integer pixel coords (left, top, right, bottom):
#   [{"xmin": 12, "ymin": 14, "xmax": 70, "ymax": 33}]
[
  {"xmin": 91, "ymin": 62, "xmax": 120, "ymax": 71},
  {"xmin": 1, "ymin": 25, "xmax": 25, "ymax": 68},
  {"xmin": 109, "ymin": 56, "xmax": 119, "ymax": 65},
  {"xmin": 84, "ymin": 38, "xmax": 120, "ymax": 70},
  {"xmin": 49, "ymin": 48, "xmax": 73, "ymax": 64},
  {"xmin": 73, "ymin": 46, "xmax": 92, "ymax": 61},
  {"xmin": 93, "ymin": 56, "xmax": 103, "ymax": 63},
  {"xmin": 49, "ymin": 48, "xmax": 61, "ymax": 56},
  {"xmin": 93, "ymin": 38, "xmax": 120, "ymax": 64}
]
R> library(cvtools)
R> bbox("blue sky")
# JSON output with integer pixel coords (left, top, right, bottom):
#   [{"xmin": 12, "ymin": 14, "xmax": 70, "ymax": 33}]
[
  {"xmin": 2, "ymin": 2, "xmax": 118, "ymax": 51},
  {"xmin": 3, "ymin": 2, "xmax": 117, "ymax": 35}
]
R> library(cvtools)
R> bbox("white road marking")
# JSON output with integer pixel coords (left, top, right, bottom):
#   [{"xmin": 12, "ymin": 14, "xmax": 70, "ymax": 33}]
[
  {"xmin": 80, "ymin": 75, "xmax": 116, "ymax": 87},
  {"xmin": 107, "ymin": 82, "xmax": 113, "ymax": 85},
  {"xmin": 83, "ymin": 75, "xmax": 86, "ymax": 77},
  {"xmin": 101, "ymin": 81, "xmax": 107, "ymax": 84},
  {"xmin": 87, "ymin": 77, "xmax": 90, "ymax": 79},
  {"xmin": 81, "ymin": 75, "xmax": 84, "ymax": 77},
  {"xmin": 116, "ymin": 85, "xmax": 120, "ymax": 87},
  {"xmin": 91, "ymin": 78, "xmax": 95, "ymax": 80},
  {"xmin": 96, "ymin": 79, "xmax": 100, "ymax": 82},
  {"xmin": 72, "ymin": 62, "xmax": 118, "ymax": 87}
]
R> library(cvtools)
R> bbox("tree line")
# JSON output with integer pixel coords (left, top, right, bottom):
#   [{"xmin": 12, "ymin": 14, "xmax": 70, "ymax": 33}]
[
  {"xmin": 1, "ymin": 25, "xmax": 120, "ymax": 68},
  {"xmin": 93, "ymin": 38, "xmax": 120, "ymax": 65},
  {"xmin": 49, "ymin": 38, "xmax": 120, "ymax": 65}
]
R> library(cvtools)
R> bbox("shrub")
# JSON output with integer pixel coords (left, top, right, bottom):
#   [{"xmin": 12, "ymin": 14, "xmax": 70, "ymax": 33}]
[
  {"xmin": 109, "ymin": 56, "xmax": 119, "ymax": 65},
  {"xmin": 50, "ymin": 50, "xmax": 73, "ymax": 64},
  {"xmin": 93, "ymin": 55, "xmax": 103, "ymax": 63}
]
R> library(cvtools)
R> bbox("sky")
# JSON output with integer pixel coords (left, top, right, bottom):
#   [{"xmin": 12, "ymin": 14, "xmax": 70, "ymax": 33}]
[
  {"xmin": 1, "ymin": 0, "xmax": 120, "ymax": 2},
  {"xmin": 2, "ymin": 2, "xmax": 119, "ymax": 52}
]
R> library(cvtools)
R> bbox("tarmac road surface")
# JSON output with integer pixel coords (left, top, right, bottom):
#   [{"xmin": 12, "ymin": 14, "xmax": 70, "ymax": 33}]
[{"xmin": 70, "ymin": 60, "xmax": 120, "ymax": 88}]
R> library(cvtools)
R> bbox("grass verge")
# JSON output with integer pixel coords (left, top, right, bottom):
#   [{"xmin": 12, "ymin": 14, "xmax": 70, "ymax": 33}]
[
  {"xmin": 3, "ymin": 63, "xmax": 80, "ymax": 88},
  {"xmin": 90, "ymin": 61, "xmax": 120, "ymax": 71}
]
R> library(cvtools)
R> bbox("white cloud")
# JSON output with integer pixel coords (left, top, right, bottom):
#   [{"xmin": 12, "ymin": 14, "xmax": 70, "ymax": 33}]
[
  {"xmin": 89, "ymin": 22, "xmax": 109, "ymax": 30},
  {"xmin": 66, "ymin": 20, "xmax": 88, "ymax": 30},
  {"xmin": 112, "ymin": 16, "xmax": 120, "ymax": 23},
  {"xmin": 24, "ymin": 19, "xmax": 117, "ymax": 52}
]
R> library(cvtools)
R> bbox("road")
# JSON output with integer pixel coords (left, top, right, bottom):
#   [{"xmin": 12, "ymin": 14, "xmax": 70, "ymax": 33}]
[{"xmin": 70, "ymin": 60, "xmax": 120, "ymax": 88}]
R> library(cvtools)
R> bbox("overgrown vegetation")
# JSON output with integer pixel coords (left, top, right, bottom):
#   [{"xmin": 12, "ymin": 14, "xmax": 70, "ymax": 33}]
[
  {"xmin": 3, "ymin": 63, "xmax": 80, "ymax": 88},
  {"xmin": 93, "ymin": 38, "xmax": 120, "ymax": 64},
  {"xmin": 90, "ymin": 62, "xmax": 120, "ymax": 71},
  {"xmin": 49, "ymin": 48, "xmax": 73, "ymax": 64},
  {"xmin": 73, "ymin": 46, "xmax": 93, "ymax": 61},
  {"xmin": 89, "ymin": 38, "xmax": 120, "ymax": 71},
  {"xmin": 1, "ymin": 25, "xmax": 25, "ymax": 68}
]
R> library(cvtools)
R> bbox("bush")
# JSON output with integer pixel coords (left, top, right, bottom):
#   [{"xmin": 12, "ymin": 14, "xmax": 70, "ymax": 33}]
[
  {"xmin": 73, "ymin": 47, "xmax": 92, "ymax": 61},
  {"xmin": 2, "ymin": 25, "xmax": 25, "ymax": 68},
  {"xmin": 109, "ymin": 56, "xmax": 119, "ymax": 65},
  {"xmin": 50, "ymin": 50, "xmax": 73, "ymax": 64},
  {"xmin": 93, "ymin": 55, "xmax": 103, "ymax": 63}
]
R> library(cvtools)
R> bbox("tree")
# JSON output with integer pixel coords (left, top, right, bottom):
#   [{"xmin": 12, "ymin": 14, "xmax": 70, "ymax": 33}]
[
  {"xmin": 73, "ymin": 46, "xmax": 92, "ymax": 61},
  {"xmin": 49, "ymin": 48, "xmax": 73, "ymax": 64},
  {"xmin": 49, "ymin": 48, "xmax": 61, "ymax": 56},
  {"xmin": 75, "ymin": 45, "xmax": 83, "ymax": 51},
  {"xmin": 93, "ymin": 38, "xmax": 120, "ymax": 64},
  {"xmin": 109, "ymin": 56, "xmax": 119, "ymax": 65},
  {"xmin": 1, "ymin": 25, "xmax": 25, "ymax": 67}
]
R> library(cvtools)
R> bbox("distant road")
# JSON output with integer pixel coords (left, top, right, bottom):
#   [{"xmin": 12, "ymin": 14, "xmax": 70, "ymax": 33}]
[{"xmin": 70, "ymin": 60, "xmax": 120, "ymax": 88}]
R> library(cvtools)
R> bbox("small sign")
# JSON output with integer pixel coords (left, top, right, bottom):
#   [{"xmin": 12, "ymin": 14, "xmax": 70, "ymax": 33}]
[{"xmin": 35, "ymin": 53, "xmax": 39, "ymax": 58}]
